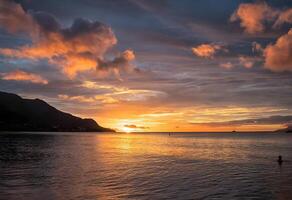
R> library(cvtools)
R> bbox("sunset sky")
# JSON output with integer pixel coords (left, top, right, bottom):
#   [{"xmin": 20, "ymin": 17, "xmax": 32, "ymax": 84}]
[{"xmin": 0, "ymin": 0, "xmax": 292, "ymax": 132}]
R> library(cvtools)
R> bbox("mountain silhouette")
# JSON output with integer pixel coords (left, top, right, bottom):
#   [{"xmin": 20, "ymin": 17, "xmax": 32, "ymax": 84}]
[
  {"xmin": 275, "ymin": 127, "xmax": 292, "ymax": 133},
  {"xmin": 0, "ymin": 91, "xmax": 113, "ymax": 132}
]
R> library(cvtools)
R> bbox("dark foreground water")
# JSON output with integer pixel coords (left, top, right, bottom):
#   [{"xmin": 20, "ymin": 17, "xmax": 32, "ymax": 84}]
[{"xmin": 0, "ymin": 132, "xmax": 292, "ymax": 200}]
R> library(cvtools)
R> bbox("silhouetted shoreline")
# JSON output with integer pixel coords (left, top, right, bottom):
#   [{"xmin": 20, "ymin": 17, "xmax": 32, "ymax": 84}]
[{"xmin": 0, "ymin": 91, "xmax": 114, "ymax": 132}]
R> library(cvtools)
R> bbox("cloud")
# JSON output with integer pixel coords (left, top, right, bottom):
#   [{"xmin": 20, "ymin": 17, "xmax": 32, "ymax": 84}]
[
  {"xmin": 231, "ymin": 2, "xmax": 292, "ymax": 34},
  {"xmin": 58, "ymin": 94, "xmax": 118, "ymax": 104},
  {"xmin": 58, "ymin": 81, "xmax": 166, "ymax": 105},
  {"xmin": 239, "ymin": 56, "xmax": 256, "ymax": 69},
  {"xmin": 141, "ymin": 112, "xmax": 183, "ymax": 118},
  {"xmin": 220, "ymin": 62, "xmax": 233, "ymax": 69},
  {"xmin": 264, "ymin": 29, "xmax": 292, "ymax": 72},
  {"xmin": 191, "ymin": 44, "xmax": 223, "ymax": 58},
  {"xmin": 0, "ymin": 70, "xmax": 48, "ymax": 84},
  {"xmin": 81, "ymin": 81, "xmax": 165, "ymax": 97},
  {"xmin": 220, "ymin": 55, "xmax": 260, "ymax": 71},
  {"xmin": 58, "ymin": 94, "xmax": 96, "ymax": 103},
  {"xmin": 81, "ymin": 81, "xmax": 166, "ymax": 100},
  {"xmin": 97, "ymin": 50, "xmax": 136, "ymax": 80},
  {"xmin": 0, "ymin": 0, "xmax": 136, "ymax": 79},
  {"xmin": 252, "ymin": 41, "xmax": 263, "ymax": 53},
  {"xmin": 0, "ymin": 0, "xmax": 36, "ymax": 35},
  {"xmin": 124, "ymin": 124, "xmax": 149, "ymax": 129},
  {"xmin": 190, "ymin": 115, "xmax": 292, "ymax": 127},
  {"xmin": 230, "ymin": 2, "xmax": 277, "ymax": 34},
  {"xmin": 228, "ymin": 2, "xmax": 292, "ymax": 72},
  {"xmin": 273, "ymin": 8, "xmax": 292, "ymax": 28}
]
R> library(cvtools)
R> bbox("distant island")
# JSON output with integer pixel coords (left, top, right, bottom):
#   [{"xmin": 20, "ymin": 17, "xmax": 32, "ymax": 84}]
[
  {"xmin": 0, "ymin": 91, "xmax": 114, "ymax": 132},
  {"xmin": 275, "ymin": 126, "xmax": 292, "ymax": 133}
]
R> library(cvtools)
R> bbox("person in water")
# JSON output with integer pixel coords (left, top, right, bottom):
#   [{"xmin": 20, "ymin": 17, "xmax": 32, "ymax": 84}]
[{"xmin": 278, "ymin": 155, "xmax": 283, "ymax": 165}]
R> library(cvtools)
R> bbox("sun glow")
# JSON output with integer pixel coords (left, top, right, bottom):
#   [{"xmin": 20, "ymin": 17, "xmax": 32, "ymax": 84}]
[
  {"xmin": 93, "ymin": 105, "xmax": 289, "ymax": 132},
  {"xmin": 122, "ymin": 127, "xmax": 132, "ymax": 133}
]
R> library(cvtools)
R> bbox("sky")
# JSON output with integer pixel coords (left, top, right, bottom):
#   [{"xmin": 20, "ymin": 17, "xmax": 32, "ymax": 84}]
[{"xmin": 0, "ymin": 0, "xmax": 292, "ymax": 132}]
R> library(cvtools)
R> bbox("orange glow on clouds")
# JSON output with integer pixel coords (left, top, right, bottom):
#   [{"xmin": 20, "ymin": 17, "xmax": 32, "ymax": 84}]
[
  {"xmin": 192, "ymin": 44, "xmax": 222, "ymax": 58},
  {"xmin": 70, "ymin": 103, "xmax": 288, "ymax": 132},
  {"xmin": 230, "ymin": 2, "xmax": 276, "ymax": 34},
  {"xmin": 264, "ymin": 29, "xmax": 292, "ymax": 72},
  {"xmin": 0, "ymin": 0, "xmax": 136, "ymax": 79},
  {"xmin": 0, "ymin": 0, "xmax": 291, "ymax": 133},
  {"xmin": 1, "ymin": 70, "xmax": 48, "ymax": 84}
]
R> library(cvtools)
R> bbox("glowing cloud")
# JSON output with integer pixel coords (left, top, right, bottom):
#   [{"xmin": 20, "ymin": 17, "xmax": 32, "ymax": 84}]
[
  {"xmin": 239, "ymin": 56, "xmax": 255, "ymax": 69},
  {"xmin": 0, "ymin": 0, "xmax": 36, "ymax": 34},
  {"xmin": 59, "ymin": 81, "xmax": 166, "ymax": 105},
  {"xmin": 1, "ymin": 70, "xmax": 48, "ymax": 84},
  {"xmin": 0, "ymin": 0, "xmax": 136, "ymax": 78},
  {"xmin": 274, "ymin": 8, "xmax": 292, "ymax": 28},
  {"xmin": 192, "ymin": 44, "xmax": 223, "ymax": 58},
  {"xmin": 220, "ymin": 62, "xmax": 233, "ymax": 69},
  {"xmin": 264, "ymin": 29, "xmax": 292, "ymax": 72},
  {"xmin": 124, "ymin": 124, "xmax": 149, "ymax": 129},
  {"xmin": 230, "ymin": 2, "xmax": 277, "ymax": 34},
  {"xmin": 58, "ymin": 95, "xmax": 96, "ymax": 103}
]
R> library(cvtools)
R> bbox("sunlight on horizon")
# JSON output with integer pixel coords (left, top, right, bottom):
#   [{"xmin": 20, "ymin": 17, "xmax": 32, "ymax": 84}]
[
  {"xmin": 0, "ymin": 0, "xmax": 291, "ymax": 133},
  {"xmin": 121, "ymin": 127, "xmax": 132, "ymax": 133}
]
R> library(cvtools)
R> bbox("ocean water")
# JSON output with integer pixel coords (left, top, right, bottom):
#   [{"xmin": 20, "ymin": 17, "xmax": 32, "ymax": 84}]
[{"xmin": 0, "ymin": 132, "xmax": 292, "ymax": 200}]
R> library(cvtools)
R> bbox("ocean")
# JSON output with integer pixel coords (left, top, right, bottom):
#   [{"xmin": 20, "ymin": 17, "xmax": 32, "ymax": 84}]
[{"xmin": 0, "ymin": 132, "xmax": 292, "ymax": 200}]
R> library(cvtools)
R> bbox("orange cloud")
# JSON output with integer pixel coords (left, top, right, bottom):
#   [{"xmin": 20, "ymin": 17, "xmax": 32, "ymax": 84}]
[
  {"xmin": 274, "ymin": 8, "xmax": 292, "ymax": 28},
  {"xmin": 264, "ymin": 29, "xmax": 292, "ymax": 72},
  {"xmin": 124, "ymin": 124, "xmax": 149, "ymax": 129},
  {"xmin": 192, "ymin": 44, "xmax": 223, "ymax": 58},
  {"xmin": 58, "ymin": 95, "xmax": 95, "ymax": 103},
  {"xmin": 58, "ymin": 81, "xmax": 165, "ymax": 105},
  {"xmin": 121, "ymin": 50, "xmax": 135, "ymax": 61},
  {"xmin": 1, "ymin": 70, "xmax": 48, "ymax": 84},
  {"xmin": 0, "ymin": 0, "xmax": 36, "ymax": 35},
  {"xmin": 230, "ymin": 2, "xmax": 277, "ymax": 34},
  {"xmin": 220, "ymin": 62, "xmax": 233, "ymax": 69},
  {"xmin": 239, "ymin": 56, "xmax": 256, "ymax": 69},
  {"xmin": 0, "ymin": 1, "xmax": 136, "ymax": 79}
]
